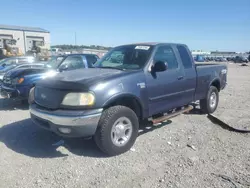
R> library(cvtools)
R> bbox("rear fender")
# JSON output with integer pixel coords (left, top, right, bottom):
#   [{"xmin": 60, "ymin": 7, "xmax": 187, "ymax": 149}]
[{"xmin": 209, "ymin": 78, "xmax": 221, "ymax": 92}]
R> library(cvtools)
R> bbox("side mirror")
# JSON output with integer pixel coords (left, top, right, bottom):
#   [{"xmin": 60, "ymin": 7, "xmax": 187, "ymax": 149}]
[
  {"xmin": 152, "ymin": 61, "xmax": 167, "ymax": 72},
  {"xmin": 58, "ymin": 64, "xmax": 68, "ymax": 72}
]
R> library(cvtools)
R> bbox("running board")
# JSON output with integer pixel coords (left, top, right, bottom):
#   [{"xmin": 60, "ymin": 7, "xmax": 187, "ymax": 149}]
[{"xmin": 152, "ymin": 105, "xmax": 193, "ymax": 124}]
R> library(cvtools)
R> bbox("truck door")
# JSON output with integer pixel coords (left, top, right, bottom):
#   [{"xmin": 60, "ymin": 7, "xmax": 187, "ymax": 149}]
[
  {"xmin": 145, "ymin": 44, "xmax": 185, "ymax": 116},
  {"xmin": 175, "ymin": 45, "xmax": 196, "ymax": 104}
]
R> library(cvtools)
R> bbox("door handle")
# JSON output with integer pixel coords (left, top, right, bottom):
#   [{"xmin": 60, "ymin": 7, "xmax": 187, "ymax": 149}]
[{"xmin": 177, "ymin": 76, "xmax": 184, "ymax": 80}]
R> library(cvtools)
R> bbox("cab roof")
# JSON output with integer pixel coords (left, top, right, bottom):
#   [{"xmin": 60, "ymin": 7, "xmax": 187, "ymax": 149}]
[{"xmin": 119, "ymin": 42, "xmax": 186, "ymax": 47}]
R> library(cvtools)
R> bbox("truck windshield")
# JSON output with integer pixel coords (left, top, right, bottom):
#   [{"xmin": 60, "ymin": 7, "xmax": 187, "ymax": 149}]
[
  {"xmin": 94, "ymin": 45, "xmax": 153, "ymax": 70},
  {"xmin": 45, "ymin": 56, "xmax": 65, "ymax": 69}
]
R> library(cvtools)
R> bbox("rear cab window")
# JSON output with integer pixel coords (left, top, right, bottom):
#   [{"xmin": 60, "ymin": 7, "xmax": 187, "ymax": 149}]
[{"xmin": 177, "ymin": 45, "xmax": 193, "ymax": 69}]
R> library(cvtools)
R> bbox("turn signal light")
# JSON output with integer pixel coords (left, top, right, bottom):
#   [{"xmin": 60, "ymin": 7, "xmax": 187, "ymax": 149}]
[{"xmin": 18, "ymin": 78, "xmax": 24, "ymax": 84}]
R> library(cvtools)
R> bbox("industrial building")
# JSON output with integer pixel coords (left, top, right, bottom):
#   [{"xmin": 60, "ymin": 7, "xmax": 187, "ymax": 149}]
[{"xmin": 0, "ymin": 24, "xmax": 50, "ymax": 56}]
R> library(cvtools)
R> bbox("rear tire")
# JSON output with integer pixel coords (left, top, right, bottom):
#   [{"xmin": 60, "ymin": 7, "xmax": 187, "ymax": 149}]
[
  {"xmin": 94, "ymin": 105, "xmax": 139, "ymax": 156},
  {"xmin": 200, "ymin": 86, "xmax": 219, "ymax": 114}
]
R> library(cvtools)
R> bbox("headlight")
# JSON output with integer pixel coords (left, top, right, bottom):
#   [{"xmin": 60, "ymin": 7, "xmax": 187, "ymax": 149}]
[
  {"xmin": 12, "ymin": 77, "xmax": 24, "ymax": 84},
  {"xmin": 61, "ymin": 92, "xmax": 95, "ymax": 106}
]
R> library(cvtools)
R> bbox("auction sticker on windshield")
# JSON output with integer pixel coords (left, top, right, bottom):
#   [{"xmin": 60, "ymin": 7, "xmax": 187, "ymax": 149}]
[{"xmin": 135, "ymin": 46, "xmax": 150, "ymax": 50}]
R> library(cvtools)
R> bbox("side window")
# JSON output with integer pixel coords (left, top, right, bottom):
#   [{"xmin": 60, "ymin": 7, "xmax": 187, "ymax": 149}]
[
  {"xmin": 177, "ymin": 45, "xmax": 193, "ymax": 69},
  {"xmin": 31, "ymin": 64, "xmax": 44, "ymax": 68},
  {"xmin": 18, "ymin": 65, "xmax": 31, "ymax": 69},
  {"xmin": 154, "ymin": 46, "xmax": 178, "ymax": 69},
  {"xmin": 86, "ymin": 55, "xmax": 98, "ymax": 66},
  {"xmin": 59, "ymin": 56, "xmax": 85, "ymax": 70},
  {"xmin": 18, "ymin": 58, "xmax": 29, "ymax": 64},
  {"xmin": 5, "ymin": 58, "xmax": 17, "ymax": 65}
]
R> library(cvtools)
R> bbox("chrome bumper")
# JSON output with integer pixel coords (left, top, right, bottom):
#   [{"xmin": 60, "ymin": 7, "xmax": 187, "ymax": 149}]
[{"xmin": 30, "ymin": 104, "xmax": 103, "ymax": 137}]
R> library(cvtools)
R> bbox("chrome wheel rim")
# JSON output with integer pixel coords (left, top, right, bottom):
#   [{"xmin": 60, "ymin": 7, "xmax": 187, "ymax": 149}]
[
  {"xmin": 210, "ymin": 92, "xmax": 217, "ymax": 109},
  {"xmin": 111, "ymin": 117, "xmax": 133, "ymax": 147}
]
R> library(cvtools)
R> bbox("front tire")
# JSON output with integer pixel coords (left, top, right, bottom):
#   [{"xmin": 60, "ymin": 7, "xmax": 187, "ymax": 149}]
[
  {"xmin": 94, "ymin": 105, "xmax": 139, "ymax": 156},
  {"xmin": 200, "ymin": 86, "xmax": 219, "ymax": 114}
]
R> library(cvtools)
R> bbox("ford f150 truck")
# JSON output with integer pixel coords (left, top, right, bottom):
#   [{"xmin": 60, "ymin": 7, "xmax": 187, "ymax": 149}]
[
  {"xmin": 0, "ymin": 54, "xmax": 99, "ymax": 101},
  {"xmin": 29, "ymin": 43, "xmax": 227, "ymax": 156}
]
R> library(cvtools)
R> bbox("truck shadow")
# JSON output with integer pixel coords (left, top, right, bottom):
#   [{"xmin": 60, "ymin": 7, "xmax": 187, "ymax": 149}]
[
  {"xmin": 0, "ymin": 118, "xmax": 173, "ymax": 159},
  {"xmin": 0, "ymin": 98, "xmax": 29, "ymax": 111},
  {"xmin": 0, "ymin": 119, "xmax": 105, "ymax": 158}
]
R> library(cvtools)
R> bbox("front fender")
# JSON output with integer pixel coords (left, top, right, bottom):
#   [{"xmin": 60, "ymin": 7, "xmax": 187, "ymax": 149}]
[
  {"xmin": 23, "ymin": 75, "xmax": 43, "ymax": 86},
  {"xmin": 103, "ymin": 93, "xmax": 144, "ymax": 108}
]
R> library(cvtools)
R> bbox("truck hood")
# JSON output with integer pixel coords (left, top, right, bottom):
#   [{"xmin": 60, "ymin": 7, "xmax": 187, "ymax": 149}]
[
  {"xmin": 4, "ymin": 67, "xmax": 49, "ymax": 78},
  {"xmin": 37, "ymin": 68, "xmax": 133, "ymax": 90}
]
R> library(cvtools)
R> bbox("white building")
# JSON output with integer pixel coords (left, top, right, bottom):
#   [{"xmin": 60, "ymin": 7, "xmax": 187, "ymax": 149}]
[
  {"xmin": 191, "ymin": 50, "xmax": 211, "ymax": 55},
  {"xmin": 0, "ymin": 24, "xmax": 50, "ymax": 54}
]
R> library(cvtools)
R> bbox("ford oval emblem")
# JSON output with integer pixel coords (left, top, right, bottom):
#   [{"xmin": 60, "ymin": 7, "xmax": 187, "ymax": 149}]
[{"xmin": 41, "ymin": 93, "xmax": 46, "ymax": 99}]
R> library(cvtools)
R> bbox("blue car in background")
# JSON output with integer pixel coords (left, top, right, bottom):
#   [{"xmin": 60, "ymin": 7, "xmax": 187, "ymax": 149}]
[
  {"xmin": 0, "ymin": 56, "xmax": 35, "ymax": 70},
  {"xmin": 0, "ymin": 62, "xmax": 45, "ymax": 84},
  {"xmin": 194, "ymin": 55, "xmax": 205, "ymax": 62},
  {"xmin": 0, "ymin": 54, "xmax": 99, "ymax": 101}
]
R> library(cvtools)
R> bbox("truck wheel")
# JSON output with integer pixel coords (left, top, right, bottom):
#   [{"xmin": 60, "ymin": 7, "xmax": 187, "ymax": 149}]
[
  {"xmin": 94, "ymin": 105, "xmax": 139, "ymax": 156},
  {"xmin": 200, "ymin": 86, "xmax": 219, "ymax": 114}
]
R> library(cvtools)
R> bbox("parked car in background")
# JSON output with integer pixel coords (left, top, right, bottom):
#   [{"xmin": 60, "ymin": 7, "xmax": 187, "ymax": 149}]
[
  {"xmin": 0, "ymin": 56, "xmax": 35, "ymax": 70},
  {"xmin": 195, "ymin": 55, "xmax": 205, "ymax": 62},
  {"xmin": 234, "ymin": 56, "xmax": 249, "ymax": 63},
  {"xmin": 29, "ymin": 42, "xmax": 227, "ymax": 156},
  {"xmin": 0, "ymin": 54, "xmax": 99, "ymax": 101},
  {"xmin": 221, "ymin": 57, "xmax": 227, "ymax": 62},
  {"xmin": 0, "ymin": 63, "xmax": 45, "ymax": 84},
  {"xmin": 215, "ymin": 57, "xmax": 227, "ymax": 62}
]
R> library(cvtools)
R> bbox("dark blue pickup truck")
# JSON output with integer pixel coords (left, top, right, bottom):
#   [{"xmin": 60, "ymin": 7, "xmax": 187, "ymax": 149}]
[
  {"xmin": 29, "ymin": 43, "xmax": 227, "ymax": 156},
  {"xmin": 0, "ymin": 54, "xmax": 99, "ymax": 101}
]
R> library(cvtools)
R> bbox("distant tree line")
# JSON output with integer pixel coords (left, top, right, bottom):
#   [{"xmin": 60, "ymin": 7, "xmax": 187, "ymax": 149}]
[{"xmin": 51, "ymin": 44, "xmax": 112, "ymax": 51}]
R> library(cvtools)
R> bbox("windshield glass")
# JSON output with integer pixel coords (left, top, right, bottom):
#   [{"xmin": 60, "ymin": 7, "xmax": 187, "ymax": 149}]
[
  {"xmin": 0, "ymin": 58, "xmax": 17, "ymax": 66},
  {"xmin": 94, "ymin": 45, "xmax": 153, "ymax": 70},
  {"xmin": 45, "ymin": 56, "xmax": 65, "ymax": 69},
  {"xmin": 0, "ymin": 65, "xmax": 16, "ymax": 73}
]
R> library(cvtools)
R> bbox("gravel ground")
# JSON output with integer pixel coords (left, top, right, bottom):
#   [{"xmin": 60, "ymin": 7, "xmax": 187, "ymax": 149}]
[{"xmin": 0, "ymin": 63, "xmax": 249, "ymax": 188}]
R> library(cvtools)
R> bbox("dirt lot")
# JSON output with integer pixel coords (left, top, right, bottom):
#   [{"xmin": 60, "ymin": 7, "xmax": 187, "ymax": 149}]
[{"xmin": 0, "ymin": 63, "xmax": 249, "ymax": 188}]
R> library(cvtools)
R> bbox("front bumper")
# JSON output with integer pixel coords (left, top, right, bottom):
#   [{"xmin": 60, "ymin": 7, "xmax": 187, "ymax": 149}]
[
  {"xmin": 0, "ymin": 85, "xmax": 19, "ymax": 98},
  {"xmin": 30, "ymin": 104, "xmax": 103, "ymax": 137},
  {"xmin": 0, "ymin": 85, "xmax": 31, "ymax": 99}
]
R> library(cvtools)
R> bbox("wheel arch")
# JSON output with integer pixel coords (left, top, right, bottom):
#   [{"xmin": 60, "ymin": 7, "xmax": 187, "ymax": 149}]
[
  {"xmin": 210, "ymin": 78, "xmax": 221, "ymax": 92},
  {"xmin": 103, "ymin": 94, "xmax": 144, "ymax": 120}
]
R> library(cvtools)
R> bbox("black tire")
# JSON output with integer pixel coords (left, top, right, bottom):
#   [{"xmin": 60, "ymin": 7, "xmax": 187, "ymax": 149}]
[
  {"xmin": 94, "ymin": 105, "xmax": 139, "ymax": 156},
  {"xmin": 200, "ymin": 86, "xmax": 219, "ymax": 114}
]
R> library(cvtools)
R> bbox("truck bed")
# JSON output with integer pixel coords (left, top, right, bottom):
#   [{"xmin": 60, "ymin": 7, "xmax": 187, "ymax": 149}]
[
  {"xmin": 195, "ymin": 62, "xmax": 226, "ymax": 67},
  {"xmin": 194, "ymin": 63, "xmax": 227, "ymax": 101}
]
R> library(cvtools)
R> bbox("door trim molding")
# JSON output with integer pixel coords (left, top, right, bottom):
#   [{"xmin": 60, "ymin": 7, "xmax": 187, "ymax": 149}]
[{"xmin": 149, "ymin": 88, "xmax": 195, "ymax": 101}]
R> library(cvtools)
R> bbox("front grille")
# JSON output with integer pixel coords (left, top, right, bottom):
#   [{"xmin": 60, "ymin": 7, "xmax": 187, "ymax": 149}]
[{"xmin": 35, "ymin": 86, "xmax": 66, "ymax": 109}]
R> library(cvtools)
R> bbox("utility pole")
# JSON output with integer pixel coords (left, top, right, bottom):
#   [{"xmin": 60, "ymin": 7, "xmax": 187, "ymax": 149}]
[{"xmin": 75, "ymin": 32, "xmax": 77, "ymax": 45}]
